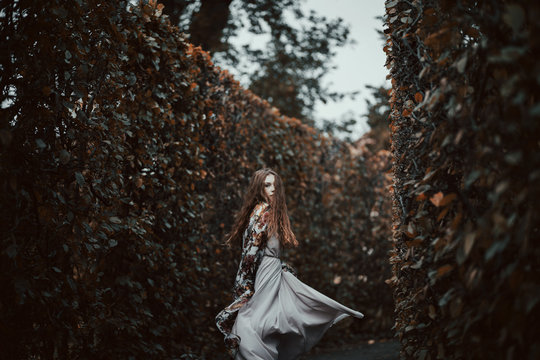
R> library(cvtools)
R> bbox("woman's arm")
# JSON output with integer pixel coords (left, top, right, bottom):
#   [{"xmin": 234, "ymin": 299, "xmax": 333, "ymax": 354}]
[
  {"xmin": 215, "ymin": 202, "xmax": 270, "ymax": 357},
  {"xmin": 233, "ymin": 202, "xmax": 270, "ymax": 298}
]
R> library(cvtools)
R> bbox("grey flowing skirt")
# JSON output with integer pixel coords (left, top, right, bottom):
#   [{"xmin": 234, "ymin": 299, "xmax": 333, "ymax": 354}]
[{"xmin": 231, "ymin": 255, "xmax": 364, "ymax": 360}]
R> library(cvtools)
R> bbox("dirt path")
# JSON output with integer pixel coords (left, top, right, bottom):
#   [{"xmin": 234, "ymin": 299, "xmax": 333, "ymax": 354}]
[{"xmin": 301, "ymin": 340, "xmax": 400, "ymax": 360}]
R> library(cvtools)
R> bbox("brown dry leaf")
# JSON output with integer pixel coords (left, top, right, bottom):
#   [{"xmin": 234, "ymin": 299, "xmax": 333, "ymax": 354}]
[
  {"xmin": 428, "ymin": 304, "xmax": 436, "ymax": 319},
  {"xmin": 406, "ymin": 238, "xmax": 423, "ymax": 247},
  {"xmin": 437, "ymin": 206, "xmax": 450, "ymax": 221},
  {"xmin": 405, "ymin": 230, "xmax": 416, "ymax": 238},
  {"xmin": 430, "ymin": 192, "xmax": 456, "ymax": 207},
  {"xmin": 451, "ymin": 211, "xmax": 463, "ymax": 230},
  {"xmin": 430, "ymin": 191, "xmax": 444, "ymax": 206},
  {"xmin": 436, "ymin": 264, "xmax": 454, "ymax": 278},
  {"xmin": 439, "ymin": 193, "xmax": 457, "ymax": 206},
  {"xmin": 414, "ymin": 92, "xmax": 423, "ymax": 103}
]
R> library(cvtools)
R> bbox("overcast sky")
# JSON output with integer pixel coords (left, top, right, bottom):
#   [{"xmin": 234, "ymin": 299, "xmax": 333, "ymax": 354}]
[
  {"xmin": 223, "ymin": 0, "xmax": 389, "ymax": 140},
  {"xmin": 306, "ymin": 0, "xmax": 389, "ymax": 139}
]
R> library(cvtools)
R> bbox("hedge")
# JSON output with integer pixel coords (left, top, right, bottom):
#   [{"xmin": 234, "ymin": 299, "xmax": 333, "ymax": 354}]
[{"xmin": 384, "ymin": 0, "xmax": 540, "ymax": 359}]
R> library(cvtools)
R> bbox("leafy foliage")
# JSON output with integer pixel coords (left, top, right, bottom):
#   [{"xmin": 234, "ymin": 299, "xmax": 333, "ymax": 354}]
[
  {"xmin": 384, "ymin": 0, "xmax": 540, "ymax": 358},
  {"xmin": 363, "ymin": 84, "xmax": 391, "ymax": 153},
  {"xmin": 160, "ymin": 0, "xmax": 357, "ymax": 123},
  {"xmin": 0, "ymin": 0, "xmax": 393, "ymax": 358}
]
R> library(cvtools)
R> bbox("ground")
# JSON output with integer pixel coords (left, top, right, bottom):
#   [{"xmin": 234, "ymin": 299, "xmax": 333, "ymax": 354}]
[{"xmin": 301, "ymin": 339, "xmax": 400, "ymax": 360}]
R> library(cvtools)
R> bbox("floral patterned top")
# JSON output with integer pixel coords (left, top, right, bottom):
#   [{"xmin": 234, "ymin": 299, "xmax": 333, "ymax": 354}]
[{"xmin": 215, "ymin": 201, "xmax": 297, "ymax": 358}]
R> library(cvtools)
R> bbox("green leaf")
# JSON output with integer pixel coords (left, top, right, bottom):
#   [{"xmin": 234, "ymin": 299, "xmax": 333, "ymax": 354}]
[
  {"xmin": 410, "ymin": 257, "xmax": 423, "ymax": 269},
  {"xmin": 59, "ymin": 150, "xmax": 71, "ymax": 164},
  {"xmin": 463, "ymin": 233, "xmax": 475, "ymax": 258},
  {"xmin": 62, "ymin": 100, "xmax": 74, "ymax": 109},
  {"xmin": 6, "ymin": 244, "xmax": 18, "ymax": 258},
  {"xmin": 438, "ymin": 288, "xmax": 455, "ymax": 307},
  {"xmin": 526, "ymin": 295, "xmax": 540, "ymax": 314},
  {"xmin": 465, "ymin": 170, "xmax": 481, "ymax": 188},
  {"xmin": 502, "ymin": 4, "xmax": 525, "ymax": 35},
  {"xmin": 75, "ymin": 172, "xmax": 85, "ymax": 186},
  {"xmin": 454, "ymin": 55, "xmax": 467, "ymax": 74},
  {"xmin": 485, "ymin": 237, "xmax": 510, "ymax": 261},
  {"xmin": 405, "ymin": 325, "xmax": 416, "ymax": 332},
  {"xmin": 530, "ymin": 103, "xmax": 540, "ymax": 116},
  {"xmin": 504, "ymin": 151, "xmax": 522, "ymax": 165},
  {"xmin": 110, "ymin": 216, "xmax": 122, "ymax": 224}
]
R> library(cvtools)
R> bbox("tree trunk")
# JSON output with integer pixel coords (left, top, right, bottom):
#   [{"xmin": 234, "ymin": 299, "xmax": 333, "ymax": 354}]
[
  {"xmin": 188, "ymin": 0, "xmax": 233, "ymax": 53},
  {"xmin": 159, "ymin": 0, "xmax": 190, "ymax": 27}
]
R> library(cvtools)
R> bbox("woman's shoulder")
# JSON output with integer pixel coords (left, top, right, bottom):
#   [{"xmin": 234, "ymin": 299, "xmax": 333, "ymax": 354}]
[
  {"xmin": 255, "ymin": 201, "xmax": 270, "ymax": 211},
  {"xmin": 252, "ymin": 201, "xmax": 270, "ymax": 215}
]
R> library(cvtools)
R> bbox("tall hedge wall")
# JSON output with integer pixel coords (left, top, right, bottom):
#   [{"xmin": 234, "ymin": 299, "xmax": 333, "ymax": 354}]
[
  {"xmin": 1, "ymin": 0, "xmax": 393, "ymax": 358},
  {"xmin": 384, "ymin": 0, "xmax": 539, "ymax": 359}
]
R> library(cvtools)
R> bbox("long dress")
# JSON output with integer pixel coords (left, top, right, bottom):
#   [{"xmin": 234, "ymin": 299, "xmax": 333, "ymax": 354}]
[
  {"xmin": 231, "ymin": 233, "xmax": 364, "ymax": 360},
  {"xmin": 216, "ymin": 202, "xmax": 364, "ymax": 359}
]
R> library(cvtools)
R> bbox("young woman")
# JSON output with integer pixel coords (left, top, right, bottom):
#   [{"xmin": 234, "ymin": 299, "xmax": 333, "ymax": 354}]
[{"xmin": 215, "ymin": 168, "xmax": 364, "ymax": 359}]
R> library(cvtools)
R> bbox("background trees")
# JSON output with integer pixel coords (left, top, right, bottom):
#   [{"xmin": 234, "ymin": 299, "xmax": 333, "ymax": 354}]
[
  {"xmin": 361, "ymin": 85, "xmax": 391, "ymax": 152},
  {"xmin": 160, "ymin": 0, "xmax": 358, "ymax": 124}
]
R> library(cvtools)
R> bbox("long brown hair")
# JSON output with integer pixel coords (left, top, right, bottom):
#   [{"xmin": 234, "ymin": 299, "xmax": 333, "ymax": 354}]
[{"xmin": 224, "ymin": 168, "xmax": 298, "ymax": 249}]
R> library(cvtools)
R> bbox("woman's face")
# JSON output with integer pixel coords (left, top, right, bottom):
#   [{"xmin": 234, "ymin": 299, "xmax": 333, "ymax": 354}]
[{"xmin": 264, "ymin": 174, "xmax": 275, "ymax": 201}]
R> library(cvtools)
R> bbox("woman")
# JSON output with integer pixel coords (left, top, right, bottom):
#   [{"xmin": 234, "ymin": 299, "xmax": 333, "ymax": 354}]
[{"xmin": 215, "ymin": 168, "xmax": 364, "ymax": 359}]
